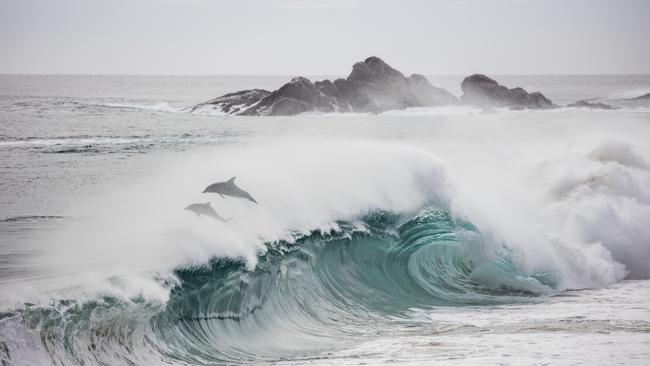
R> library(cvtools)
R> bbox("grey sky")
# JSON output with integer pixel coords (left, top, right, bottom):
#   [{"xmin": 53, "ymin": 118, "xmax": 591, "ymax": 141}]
[{"xmin": 1, "ymin": 0, "xmax": 648, "ymax": 75}]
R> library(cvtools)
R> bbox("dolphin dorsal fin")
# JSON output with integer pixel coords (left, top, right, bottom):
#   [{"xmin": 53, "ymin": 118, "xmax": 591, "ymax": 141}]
[{"xmin": 227, "ymin": 176, "xmax": 236, "ymax": 183}]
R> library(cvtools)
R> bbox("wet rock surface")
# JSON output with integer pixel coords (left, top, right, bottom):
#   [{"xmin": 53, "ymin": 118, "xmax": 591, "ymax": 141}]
[
  {"xmin": 567, "ymin": 100, "xmax": 619, "ymax": 110},
  {"xmin": 191, "ymin": 89, "xmax": 271, "ymax": 114},
  {"xmin": 193, "ymin": 56, "xmax": 458, "ymax": 116},
  {"xmin": 460, "ymin": 74, "xmax": 555, "ymax": 109}
]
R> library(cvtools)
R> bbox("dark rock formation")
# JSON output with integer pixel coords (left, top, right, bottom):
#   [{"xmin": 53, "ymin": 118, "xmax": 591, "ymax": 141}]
[
  {"xmin": 460, "ymin": 74, "xmax": 555, "ymax": 109},
  {"xmin": 567, "ymin": 100, "xmax": 619, "ymax": 110},
  {"xmin": 240, "ymin": 77, "xmax": 340, "ymax": 116},
  {"xmin": 193, "ymin": 56, "xmax": 458, "ymax": 116},
  {"xmin": 191, "ymin": 89, "xmax": 271, "ymax": 114}
]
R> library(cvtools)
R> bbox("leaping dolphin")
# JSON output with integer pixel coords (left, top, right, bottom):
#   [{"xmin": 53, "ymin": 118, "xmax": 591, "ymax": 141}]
[
  {"xmin": 203, "ymin": 177, "xmax": 257, "ymax": 204},
  {"xmin": 185, "ymin": 202, "xmax": 230, "ymax": 221}
]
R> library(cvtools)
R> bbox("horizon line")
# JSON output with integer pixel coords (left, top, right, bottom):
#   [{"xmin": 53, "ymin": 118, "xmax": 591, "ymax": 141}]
[{"xmin": 2, "ymin": 73, "xmax": 650, "ymax": 77}]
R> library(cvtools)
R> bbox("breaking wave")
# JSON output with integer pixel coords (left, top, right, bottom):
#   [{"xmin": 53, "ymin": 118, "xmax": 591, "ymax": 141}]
[
  {"xmin": 609, "ymin": 89, "xmax": 650, "ymax": 100},
  {"xmin": 0, "ymin": 207, "xmax": 554, "ymax": 365},
  {"xmin": 0, "ymin": 139, "xmax": 648, "ymax": 365}
]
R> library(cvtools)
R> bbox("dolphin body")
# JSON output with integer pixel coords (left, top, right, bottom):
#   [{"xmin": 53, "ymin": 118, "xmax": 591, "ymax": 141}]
[
  {"xmin": 185, "ymin": 202, "xmax": 229, "ymax": 221},
  {"xmin": 203, "ymin": 177, "xmax": 257, "ymax": 203}
]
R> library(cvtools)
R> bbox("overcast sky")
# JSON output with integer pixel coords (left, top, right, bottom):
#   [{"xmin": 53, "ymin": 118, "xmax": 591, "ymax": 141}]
[{"xmin": 1, "ymin": 0, "xmax": 649, "ymax": 75}]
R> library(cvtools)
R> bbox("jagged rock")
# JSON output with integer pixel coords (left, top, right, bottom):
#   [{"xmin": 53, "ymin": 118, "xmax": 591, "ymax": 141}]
[
  {"xmin": 191, "ymin": 89, "xmax": 271, "ymax": 114},
  {"xmin": 314, "ymin": 80, "xmax": 338, "ymax": 97},
  {"xmin": 567, "ymin": 100, "xmax": 619, "ymax": 110},
  {"xmin": 314, "ymin": 80, "xmax": 352, "ymax": 112},
  {"xmin": 193, "ymin": 56, "xmax": 458, "ymax": 116},
  {"xmin": 460, "ymin": 74, "xmax": 555, "ymax": 109},
  {"xmin": 334, "ymin": 57, "xmax": 458, "ymax": 112},
  {"xmin": 241, "ymin": 77, "xmax": 339, "ymax": 116},
  {"xmin": 343, "ymin": 56, "xmax": 412, "ymax": 112}
]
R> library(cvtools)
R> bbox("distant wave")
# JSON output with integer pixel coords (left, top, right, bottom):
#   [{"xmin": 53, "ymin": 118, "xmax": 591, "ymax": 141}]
[
  {"xmin": 380, "ymin": 105, "xmax": 484, "ymax": 116},
  {"xmin": 609, "ymin": 89, "xmax": 650, "ymax": 100},
  {"xmin": 0, "ymin": 136, "xmax": 150, "ymax": 153},
  {"xmin": 84, "ymin": 101, "xmax": 185, "ymax": 113},
  {"xmin": 0, "ymin": 134, "xmax": 236, "ymax": 154},
  {"xmin": 6, "ymin": 98, "xmax": 186, "ymax": 114},
  {"xmin": 0, "ymin": 215, "xmax": 65, "ymax": 223}
]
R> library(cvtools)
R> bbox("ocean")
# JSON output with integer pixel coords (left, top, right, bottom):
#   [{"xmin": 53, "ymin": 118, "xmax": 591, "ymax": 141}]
[{"xmin": 1, "ymin": 74, "xmax": 650, "ymax": 365}]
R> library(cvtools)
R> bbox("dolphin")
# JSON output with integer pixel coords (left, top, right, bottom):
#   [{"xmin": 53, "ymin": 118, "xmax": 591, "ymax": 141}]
[
  {"xmin": 185, "ymin": 202, "xmax": 230, "ymax": 222},
  {"xmin": 203, "ymin": 177, "xmax": 257, "ymax": 203}
]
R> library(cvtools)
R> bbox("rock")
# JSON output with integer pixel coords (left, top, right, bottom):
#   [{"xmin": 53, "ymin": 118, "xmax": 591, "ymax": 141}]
[
  {"xmin": 406, "ymin": 74, "xmax": 459, "ymax": 106},
  {"xmin": 460, "ymin": 74, "xmax": 555, "ymax": 109},
  {"xmin": 314, "ymin": 79, "xmax": 338, "ymax": 97},
  {"xmin": 242, "ymin": 77, "xmax": 339, "ymax": 116},
  {"xmin": 259, "ymin": 98, "xmax": 313, "ymax": 116},
  {"xmin": 191, "ymin": 89, "xmax": 271, "ymax": 114},
  {"xmin": 335, "ymin": 57, "xmax": 458, "ymax": 113},
  {"xmin": 334, "ymin": 64, "xmax": 408, "ymax": 112},
  {"xmin": 193, "ymin": 56, "xmax": 458, "ymax": 116},
  {"xmin": 314, "ymin": 80, "xmax": 352, "ymax": 112},
  {"xmin": 567, "ymin": 100, "xmax": 619, "ymax": 110},
  {"xmin": 348, "ymin": 56, "xmax": 405, "ymax": 83}
]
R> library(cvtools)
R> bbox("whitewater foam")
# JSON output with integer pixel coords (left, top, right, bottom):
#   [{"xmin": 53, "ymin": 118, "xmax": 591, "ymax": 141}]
[
  {"xmin": 7, "ymin": 136, "xmax": 648, "ymax": 307},
  {"xmin": 545, "ymin": 142, "xmax": 650, "ymax": 279},
  {"xmin": 4, "ymin": 141, "xmax": 451, "ymax": 304}
]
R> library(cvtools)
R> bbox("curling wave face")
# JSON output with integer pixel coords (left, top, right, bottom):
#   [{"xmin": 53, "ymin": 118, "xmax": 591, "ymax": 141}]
[{"xmin": 0, "ymin": 206, "xmax": 553, "ymax": 365}]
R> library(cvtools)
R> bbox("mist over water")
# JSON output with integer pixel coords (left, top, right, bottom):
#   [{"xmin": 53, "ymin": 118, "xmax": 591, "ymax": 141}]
[{"xmin": 1, "ymin": 75, "xmax": 650, "ymax": 365}]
